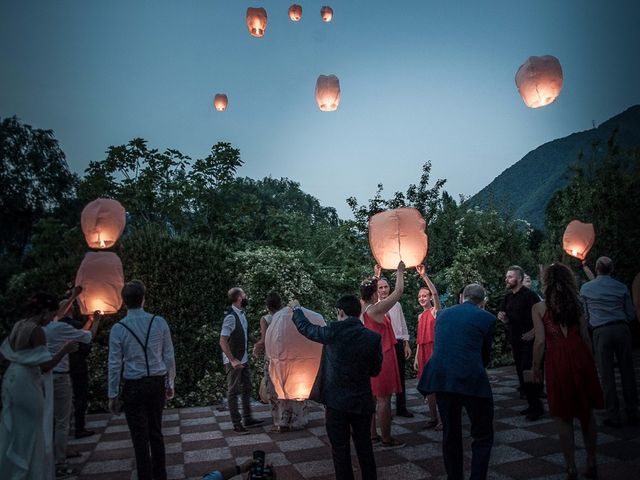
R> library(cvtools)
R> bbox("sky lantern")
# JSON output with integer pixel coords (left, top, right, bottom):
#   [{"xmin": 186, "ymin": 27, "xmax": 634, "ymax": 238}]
[
  {"xmin": 562, "ymin": 220, "xmax": 595, "ymax": 261},
  {"xmin": 74, "ymin": 252, "xmax": 124, "ymax": 315},
  {"xmin": 369, "ymin": 207, "xmax": 428, "ymax": 269},
  {"xmin": 265, "ymin": 307, "xmax": 326, "ymax": 400},
  {"xmin": 320, "ymin": 6, "xmax": 333, "ymax": 22},
  {"xmin": 246, "ymin": 7, "xmax": 268, "ymax": 37},
  {"xmin": 288, "ymin": 4, "xmax": 302, "ymax": 21},
  {"xmin": 213, "ymin": 94, "xmax": 228, "ymax": 112},
  {"xmin": 81, "ymin": 198, "xmax": 126, "ymax": 249},
  {"xmin": 515, "ymin": 55, "xmax": 563, "ymax": 108},
  {"xmin": 315, "ymin": 74, "xmax": 340, "ymax": 111}
]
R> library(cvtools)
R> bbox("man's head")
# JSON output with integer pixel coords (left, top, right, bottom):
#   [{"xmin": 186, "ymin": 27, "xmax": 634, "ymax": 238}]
[
  {"xmin": 462, "ymin": 283, "xmax": 487, "ymax": 306},
  {"xmin": 418, "ymin": 287, "xmax": 432, "ymax": 308},
  {"xmin": 523, "ymin": 274, "xmax": 532, "ymax": 289},
  {"xmin": 377, "ymin": 278, "xmax": 390, "ymax": 300},
  {"xmin": 335, "ymin": 294, "xmax": 361, "ymax": 320},
  {"xmin": 122, "ymin": 280, "xmax": 145, "ymax": 309},
  {"xmin": 595, "ymin": 256, "xmax": 613, "ymax": 276},
  {"xmin": 228, "ymin": 287, "xmax": 247, "ymax": 308},
  {"xmin": 505, "ymin": 265, "xmax": 525, "ymax": 291}
]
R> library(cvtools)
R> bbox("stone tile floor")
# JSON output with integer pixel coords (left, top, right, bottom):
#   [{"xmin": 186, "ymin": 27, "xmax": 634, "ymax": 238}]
[{"xmin": 68, "ymin": 356, "xmax": 640, "ymax": 480}]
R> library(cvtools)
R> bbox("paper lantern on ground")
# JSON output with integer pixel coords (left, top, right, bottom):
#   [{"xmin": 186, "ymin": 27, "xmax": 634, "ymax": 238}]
[
  {"xmin": 213, "ymin": 94, "xmax": 228, "ymax": 112},
  {"xmin": 288, "ymin": 4, "xmax": 302, "ymax": 21},
  {"xmin": 246, "ymin": 7, "xmax": 268, "ymax": 37},
  {"xmin": 81, "ymin": 198, "xmax": 126, "ymax": 249},
  {"xmin": 315, "ymin": 75, "xmax": 340, "ymax": 111},
  {"xmin": 369, "ymin": 207, "xmax": 428, "ymax": 269},
  {"xmin": 320, "ymin": 6, "xmax": 333, "ymax": 22},
  {"xmin": 74, "ymin": 252, "xmax": 124, "ymax": 315},
  {"xmin": 515, "ymin": 55, "xmax": 563, "ymax": 108},
  {"xmin": 562, "ymin": 220, "xmax": 595, "ymax": 261},
  {"xmin": 266, "ymin": 307, "xmax": 326, "ymax": 400}
]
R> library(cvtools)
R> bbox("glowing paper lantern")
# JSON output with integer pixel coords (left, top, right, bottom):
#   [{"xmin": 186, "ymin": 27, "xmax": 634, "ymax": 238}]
[
  {"xmin": 81, "ymin": 198, "xmax": 126, "ymax": 249},
  {"xmin": 288, "ymin": 4, "xmax": 302, "ymax": 21},
  {"xmin": 369, "ymin": 207, "xmax": 428, "ymax": 270},
  {"xmin": 320, "ymin": 6, "xmax": 333, "ymax": 22},
  {"xmin": 246, "ymin": 7, "xmax": 267, "ymax": 37},
  {"xmin": 515, "ymin": 55, "xmax": 563, "ymax": 108},
  {"xmin": 562, "ymin": 220, "xmax": 595, "ymax": 261},
  {"xmin": 315, "ymin": 74, "xmax": 340, "ymax": 111},
  {"xmin": 213, "ymin": 94, "xmax": 228, "ymax": 112},
  {"xmin": 266, "ymin": 307, "xmax": 326, "ymax": 400},
  {"xmin": 74, "ymin": 252, "xmax": 124, "ymax": 315}
]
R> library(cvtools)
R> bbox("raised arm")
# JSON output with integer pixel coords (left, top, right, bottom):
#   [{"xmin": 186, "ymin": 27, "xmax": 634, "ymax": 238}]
[
  {"xmin": 582, "ymin": 263, "xmax": 595, "ymax": 281},
  {"xmin": 289, "ymin": 300, "xmax": 333, "ymax": 344},
  {"xmin": 417, "ymin": 264, "xmax": 441, "ymax": 312},
  {"xmin": 31, "ymin": 327, "xmax": 78, "ymax": 373},
  {"xmin": 368, "ymin": 261, "xmax": 406, "ymax": 321}
]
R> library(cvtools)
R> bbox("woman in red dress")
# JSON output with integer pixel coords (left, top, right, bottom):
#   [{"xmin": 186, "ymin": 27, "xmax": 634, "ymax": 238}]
[
  {"xmin": 531, "ymin": 263, "xmax": 604, "ymax": 480},
  {"xmin": 361, "ymin": 261, "xmax": 405, "ymax": 448},
  {"xmin": 413, "ymin": 264, "xmax": 442, "ymax": 428}
]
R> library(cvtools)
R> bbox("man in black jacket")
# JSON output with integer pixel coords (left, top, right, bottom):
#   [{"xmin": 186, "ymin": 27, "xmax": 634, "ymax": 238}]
[{"xmin": 290, "ymin": 295, "xmax": 383, "ymax": 480}]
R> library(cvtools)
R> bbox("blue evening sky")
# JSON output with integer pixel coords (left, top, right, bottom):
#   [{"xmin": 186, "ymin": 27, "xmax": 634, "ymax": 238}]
[{"xmin": 2, "ymin": 1, "xmax": 639, "ymax": 217}]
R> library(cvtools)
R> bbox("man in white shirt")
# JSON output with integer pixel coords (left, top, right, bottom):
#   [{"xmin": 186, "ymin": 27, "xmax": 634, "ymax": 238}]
[
  {"xmin": 377, "ymin": 275, "xmax": 413, "ymax": 418},
  {"xmin": 108, "ymin": 280, "xmax": 176, "ymax": 480}
]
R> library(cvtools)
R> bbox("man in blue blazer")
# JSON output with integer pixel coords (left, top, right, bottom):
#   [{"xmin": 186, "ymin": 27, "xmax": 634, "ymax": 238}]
[
  {"xmin": 418, "ymin": 283, "xmax": 496, "ymax": 480},
  {"xmin": 290, "ymin": 295, "xmax": 382, "ymax": 480}
]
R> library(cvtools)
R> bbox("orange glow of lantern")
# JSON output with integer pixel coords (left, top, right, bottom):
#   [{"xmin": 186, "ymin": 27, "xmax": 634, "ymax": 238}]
[
  {"xmin": 81, "ymin": 198, "xmax": 126, "ymax": 249},
  {"xmin": 368, "ymin": 207, "xmax": 428, "ymax": 270},
  {"xmin": 265, "ymin": 307, "xmax": 326, "ymax": 400},
  {"xmin": 246, "ymin": 7, "xmax": 268, "ymax": 37},
  {"xmin": 213, "ymin": 94, "xmax": 228, "ymax": 112},
  {"xmin": 515, "ymin": 55, "xmax": 563, "ymax": 108},
  {"xmin": 315, "ymin": 74, "xmax": 340, "ymax": 111},
  {"xmin": 288, "ymin": 4, "xmax": 302, "ymax": 21},
  {"xmin": 74, "ymin": 252, "xmax": 124, "ymax": 315},
  {"xmin": 562, "ymin": 220, "xmax": 595, "ymax": 261},
  {"xmin": 320, "ymin": 6, "xmax": 333, "ymax": 22}
]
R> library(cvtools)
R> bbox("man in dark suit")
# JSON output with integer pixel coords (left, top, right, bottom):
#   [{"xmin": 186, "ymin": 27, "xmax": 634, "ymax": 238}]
[
  {"xmin": 290, "ymin": 295, "xmax": 382, "ymax": 480},
  {"xmin": 418, "ymin": 283, "xmax": 496, "ymax": 480}
]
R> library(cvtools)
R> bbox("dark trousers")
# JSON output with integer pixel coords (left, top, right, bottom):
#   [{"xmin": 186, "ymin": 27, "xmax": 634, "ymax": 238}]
[
  {"xmin": 394, "ymin": 342, "xmax": 408, "ymax": 413},
  {"xmin": 437, "ymin": 392, "xmax": 493, "ymax": 480},
  {"xmin": 70, "ymin": 371, "xmax": 89, "ymax": 432},
  {"xmin": 225, "ymin": 363, "xmax": 252, "ymax": 426},
  {"xmin": 512, "ymin": 340, "xmax": 544, "ymax": 413},
  {"xmin": 122, "ymin": 376, "xmax": 167, "ymax": 480},
  {"xmin": 325, "ymin": 407, "xmax": 377, "ymax": 480}
]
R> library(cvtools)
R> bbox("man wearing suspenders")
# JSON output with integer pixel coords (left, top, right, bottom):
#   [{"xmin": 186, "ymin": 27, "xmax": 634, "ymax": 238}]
[{"xmin": 108, "ymin": 280, "xmax": 176, "ymax": 480}]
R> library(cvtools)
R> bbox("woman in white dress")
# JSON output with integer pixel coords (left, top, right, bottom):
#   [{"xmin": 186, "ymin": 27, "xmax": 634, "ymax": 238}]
[{"xmin": 0, "ymin": 293, "xmax": 78, "ymax": 480}]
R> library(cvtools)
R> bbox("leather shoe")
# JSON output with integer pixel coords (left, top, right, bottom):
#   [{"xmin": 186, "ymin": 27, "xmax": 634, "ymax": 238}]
[
  {"xmin": 396, "ymin": 410, "xmax": 414, "ymax": 418},
  {"xmin": 74, "ymin": 429, "xmax": 95, "ymax": 439},
  {"xmin": 244, "ymin": 418, "xmax": 265, "ymax": 428},
  {"xmin": 233, "ymin": 424, "xmax": 249, "ymax": 435}
]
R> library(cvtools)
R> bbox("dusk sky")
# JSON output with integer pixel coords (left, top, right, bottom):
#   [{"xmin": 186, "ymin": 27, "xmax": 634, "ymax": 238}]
[{"xmin": 2, "ymin": 1, "xmax": 639, "ymax": 218}]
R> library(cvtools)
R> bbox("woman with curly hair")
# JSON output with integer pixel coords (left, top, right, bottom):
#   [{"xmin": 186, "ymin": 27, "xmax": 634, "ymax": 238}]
[
  {"xmin": 360, "ymin": 261, "xmax": 405, "ymax": 448},
  {"xmin": 531, "ymin": 263, "xmax": 603, "ymax": 479}
]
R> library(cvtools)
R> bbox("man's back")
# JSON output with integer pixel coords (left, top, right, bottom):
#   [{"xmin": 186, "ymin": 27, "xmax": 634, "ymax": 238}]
[{"xmin": 580, "ymin": 275, "xmax": 634, "ymax": 327}]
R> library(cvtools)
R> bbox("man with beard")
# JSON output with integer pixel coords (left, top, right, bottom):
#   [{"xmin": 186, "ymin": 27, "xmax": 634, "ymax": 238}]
[
  {"xmin": 219, "ymin": 287, "xmax": 264, "ymax": 434},
  {"xmin": 498, "ymin": 265, "xmax": 543, "ymax": 421}
]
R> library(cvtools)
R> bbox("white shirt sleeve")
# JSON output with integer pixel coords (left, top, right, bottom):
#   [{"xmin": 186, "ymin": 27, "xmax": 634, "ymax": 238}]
[
  {"xmin": 62, "ymin": 323, "xmax": 92, "ymax": 343},
  {"xmin": 161, "ymin": 318, "xmax": 176, "ymax": 389},
  {"xmin": 220, "ymin": 313, "xmax": 236, "ymax": 337},
  {"xmin": 108, "ymin": 325, "xmax": 123, "ymax": 399}
]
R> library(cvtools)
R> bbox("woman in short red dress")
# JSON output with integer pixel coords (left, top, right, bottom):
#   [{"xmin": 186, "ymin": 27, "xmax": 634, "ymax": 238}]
[
  {"xmin": 360, "ymin": 261, "xmax": 405, "ymax": 448},
  {"xmin": 531, "ymin": 263, "xmax": 604, "ymax": 480}
]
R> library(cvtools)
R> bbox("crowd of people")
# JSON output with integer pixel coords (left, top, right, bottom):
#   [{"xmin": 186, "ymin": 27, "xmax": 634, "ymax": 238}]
[{"xmin": 0, "ymin": 256, "xmax": 638, "ymax": 480}]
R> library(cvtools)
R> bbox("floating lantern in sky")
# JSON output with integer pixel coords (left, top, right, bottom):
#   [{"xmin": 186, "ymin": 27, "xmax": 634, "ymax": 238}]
[
  {"xmin": 320, "ymin": 6, "xmax": 333, "ymax": 22},
  {"xmin": 369, "ymin": 207, "xmax": 428, "ymax": 269},
  {"xmin": 213, "ymin": 94, "xmax": 228, "ymax": 112},
  {"xmin": 246, "ymin": 7, "xmax": 268, "ymax": 37},
  {"xmin": 562, "ymin": 220, "xmax": 595, "ymax": 261},
  {"xmin": 75, "ymin": 252, "xmax": 124, "ymax": 315},
  {"xmin": 315, "ymin": 74, "xmax": 340, "ymax": 111},
  {"xmin": 81, "ymin": 198, "xmax": 126, "ymax": 249},
  {"xmin": 288, "ymin": 4, "xmax": 302, "ymax": 21},
  {"xmin": 266, "ymin": 306, "xmax": 326, "ymax": 400},
  {"xmin": 515, "ymin": 55, "xmax": 563, "ymax": 108}
]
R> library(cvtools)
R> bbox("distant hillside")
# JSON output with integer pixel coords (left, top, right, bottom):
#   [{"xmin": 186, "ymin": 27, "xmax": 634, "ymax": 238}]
[{"xmin": 467, "ymin": 105, "xmax": 640, "ymax": 229}]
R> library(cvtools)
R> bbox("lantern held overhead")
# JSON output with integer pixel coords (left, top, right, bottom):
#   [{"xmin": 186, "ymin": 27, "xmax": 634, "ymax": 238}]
[
  {"xmin": 315, "ymin": 74, "xmax": 340, "ymax": 111},
  {"xmin": 562, "ymin": 220, "xmax": 595, "ymax": 261},
  {"xmin": 246, "ymin": 7, "xmax": 268, "ymax": 37},
  {"xmin": 74, "ymin": 252, "xmax": 125, "ymax": 315},
  {"xmin": 213, "ymin": 94, "xmax": 228, "ymax": 112},
  {"xmin": 266, "ymin": 306, "xmax": 326, "ymax": 400},
  {"xmin": 515, "ymin": 55, "xmax": 563, "ymax": 108},
  {"xmin": 320, "ymin": 6, "xmax": 333, "ymax": 22},
  {"xmin": 288, "ymin": 4, "xmax": 302, "ymax": 21},
  {"xmin": 368, "ymin": 207, "xmax": 428, "ymax": 270},
  {"xmin": 81, "ymin": 198, "xmax": 126, "ymax": 249}
]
